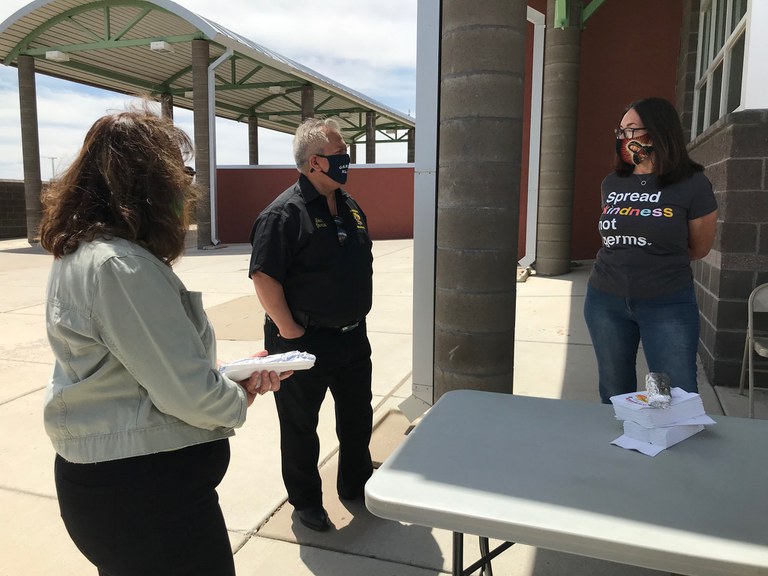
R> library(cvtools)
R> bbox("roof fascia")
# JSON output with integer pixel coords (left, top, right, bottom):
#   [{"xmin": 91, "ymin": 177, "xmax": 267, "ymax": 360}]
[{"xmin": 3, "ymin": 0, "xmax": 212, "ymax": 65}]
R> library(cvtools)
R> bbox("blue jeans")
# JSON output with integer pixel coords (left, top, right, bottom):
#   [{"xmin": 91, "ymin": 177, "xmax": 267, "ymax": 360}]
[{"xmin": 583, "ymin": 284, "xmax": 701, "ymax": 403}]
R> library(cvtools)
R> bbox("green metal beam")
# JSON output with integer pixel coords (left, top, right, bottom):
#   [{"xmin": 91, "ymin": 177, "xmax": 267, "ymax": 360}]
[
  {"xmin": 65, "ymin": 14, "xmax": 102, "ymax": 42},
  {"xmin": 228, "ymin": 54, "xmax": 237, "ymax": 84},
  {"xmin": 254, "ymin": 110, "xmax": 296, "ymax": 117},
  {"xmin": 46, "ymin": 59, "xmax": 159, "ymax": 91},
  {"xmin": 314, "ymin": 107, "xmax": 366, "ymax": 116},
  {"xmin": 555, "ymin": 0, "xmax": 608, "ymax": 29},
  {"xmin": 22, "ymin": 34, "xmax": 201, "ymax": 57},
  {"xmin": 214, "ymin": 80, "xmax": 305, "ymax": 92},
  {"xmin": 238, "ymin": 65, "xmax": 262, "ymax": 84},
  {"xmin": 208, "ymin": 100, "xmax": 254, "ymax": 117},
  {"xmin": 112, "ymin": 7, "xmax": 151, "ymax": 41},
  {"xmin": 582, "ymin": 0, "xmax": 607, "ymax": 26},
  {"xmin": 249, "ymin": 107, "xmax": 412, "ymax": 132},
  {"xmin": 346, "ymin": 135, "xmax": 409, "ymax": 144},
  {"xmin": 164, "ymin": 65, "xmax": 193, "ymax": 86},
  {"xmin": 555, "ymin": 0, "xmax": 569, "ymax": 28},
  {"xmin": 316, "ymin": 94, "xmax": 333, "ymax": 110},
  {"xmin": 337, "ymin": 120, "xmax": 355, "ymax": 131},
  {"xmin": 103, "ymin": 6, "xmax": 111, "ymax": 40},
  {"xmin": 243, "ymin": 92, "xmax": 295, "ymax": 117},
  {"xmin": 280, "ymin": 93, "xmax": 302, "ymax": 110},
  {"xmin": 4, "ymin": 0, "xmax": 185, "ymax": 64}
]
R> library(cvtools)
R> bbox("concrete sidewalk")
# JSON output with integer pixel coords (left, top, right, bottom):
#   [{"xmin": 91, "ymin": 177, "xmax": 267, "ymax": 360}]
[{"xmin": 0, "ymin": 237, "xmax": 761, "ymax": 576}]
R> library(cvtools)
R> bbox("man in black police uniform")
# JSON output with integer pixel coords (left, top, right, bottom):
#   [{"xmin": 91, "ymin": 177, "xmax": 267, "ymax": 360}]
[{"xmin": 248, "ymin": 118, "xmax": 373, "ymax": 531}]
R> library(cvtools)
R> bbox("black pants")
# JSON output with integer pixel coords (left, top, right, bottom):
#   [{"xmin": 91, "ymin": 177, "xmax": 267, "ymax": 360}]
[
  {"xmin": 55, "ymin": 440, "xmax": 235, "ymax": 576},
  {"xmin": 266, "ymin": 318, "xmax": 373, "ymax": 510}
]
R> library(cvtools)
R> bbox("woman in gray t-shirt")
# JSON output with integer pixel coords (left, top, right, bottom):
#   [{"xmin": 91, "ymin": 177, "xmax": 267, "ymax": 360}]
[{"xmin": 584, "ymin": 97, "xmax": 718, "ymax": 403}]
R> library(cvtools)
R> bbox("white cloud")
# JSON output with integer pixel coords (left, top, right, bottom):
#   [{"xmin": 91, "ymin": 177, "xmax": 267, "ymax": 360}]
[
  {"xmin": 0, "ymin": 78, "xmax": 135, "ymax": 178},
  {"xmin": 178, "ymin": 0, "xmax": 417, "ymax": 70},
  {"xmin": 0, "ymin": 0, "xmax": 416, "ymax": 179}
]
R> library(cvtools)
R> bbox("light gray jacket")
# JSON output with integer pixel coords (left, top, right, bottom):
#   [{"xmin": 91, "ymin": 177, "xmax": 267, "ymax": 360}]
[{"xmin": 44, "ymin": 237, "xmax": 247, "ymax": 463}]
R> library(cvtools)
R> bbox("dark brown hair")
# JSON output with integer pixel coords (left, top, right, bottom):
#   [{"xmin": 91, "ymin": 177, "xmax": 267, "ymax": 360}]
[
  {"xmin": 614, "ymin": 97, "xmax": 704, "ymax": 187},
  {"xmin": 39, "ymin": 106, "xmax": 198, "ymax": 264}
]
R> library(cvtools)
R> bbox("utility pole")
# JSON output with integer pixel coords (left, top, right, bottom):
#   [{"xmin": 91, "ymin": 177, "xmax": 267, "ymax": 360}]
[{"xmin": 42, "ymin": 155, "xmax": 57, "ymax": 179}]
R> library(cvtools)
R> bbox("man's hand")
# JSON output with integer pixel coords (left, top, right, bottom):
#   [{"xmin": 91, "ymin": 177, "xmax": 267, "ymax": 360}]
[
  {"xmin": 277, "ymin": 322, "xmax": 306, "ymax": 340},
  {"xmin": 251, "ymin": 272, "xmax": 304, "ymax": 340}
]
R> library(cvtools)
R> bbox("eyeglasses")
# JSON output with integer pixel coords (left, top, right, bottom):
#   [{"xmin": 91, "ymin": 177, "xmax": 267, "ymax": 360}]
[
  {"xmin": 333, "ymin": 215, "xmax": 348, "ymax": 246},
  {"xmin": 183, "ymin": 166, "xmax": 196, "ymax": 177},
  {"xmin": 614, "ymin": 127, "xmax": 646, "ymax": 139}
]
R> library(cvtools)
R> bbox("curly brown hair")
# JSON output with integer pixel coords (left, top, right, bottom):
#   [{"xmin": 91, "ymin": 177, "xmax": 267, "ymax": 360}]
[{"xmin": 39, "ymin": 106, "xmax": 199, "ymax": 264}]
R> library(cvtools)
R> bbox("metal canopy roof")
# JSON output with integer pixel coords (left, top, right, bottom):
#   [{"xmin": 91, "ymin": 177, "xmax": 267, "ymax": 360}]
[{"xmin": 0, "ymin": 0, "xmax": 415, "ymax": 144}]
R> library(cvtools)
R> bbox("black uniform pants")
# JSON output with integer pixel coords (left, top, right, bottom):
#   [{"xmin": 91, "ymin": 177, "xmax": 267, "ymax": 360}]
[
  {"xmin": 54, "ymin": 440, "xmax": 234, "ymax": 576},
  {"xmin": 266, "ymin": 318, "xmax": 373, "ymax": 510}
]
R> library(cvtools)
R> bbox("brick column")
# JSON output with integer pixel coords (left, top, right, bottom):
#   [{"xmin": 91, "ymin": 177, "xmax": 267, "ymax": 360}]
[
  {"xmin": 365, "ymin": 111, "xmax": 376, "ymax": 164},
  {"xmin": 248, "ymin": 116, "xmax": 259, "ymax": 165},
  {"xmin": 160, "ymin": 93, "xmax": 174, "ymax": 120},
  {"xmin": 301, "ymin": 85, "xmax": 314, "ymax": 120},
  {"xmin": 191, "ymin": 39, "xmax": 211, "ymax": 248},
  {"xmin": 17, "ymin": 55, "xmax": 42, "ymax": 244},
  {"xmin": 434, "ymin": 0, "xmax": 527, "ymax": 398}
]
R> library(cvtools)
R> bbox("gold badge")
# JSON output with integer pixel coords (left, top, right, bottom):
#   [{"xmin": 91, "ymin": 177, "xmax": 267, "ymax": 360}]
[{"xmin": 350, "ymin": 209, "xmax": 365, "ymax": 230}]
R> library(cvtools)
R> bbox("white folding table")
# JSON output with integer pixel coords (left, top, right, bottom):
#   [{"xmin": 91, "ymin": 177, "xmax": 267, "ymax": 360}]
[{"xmin": 365, "ymin": 390, "xmax": 768, "ymax": 576}]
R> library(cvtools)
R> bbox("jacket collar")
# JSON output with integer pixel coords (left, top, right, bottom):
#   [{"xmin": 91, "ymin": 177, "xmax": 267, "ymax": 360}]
[{"xmin": 298, "ymin": 173, "xmax": 346, "ymax": 204}]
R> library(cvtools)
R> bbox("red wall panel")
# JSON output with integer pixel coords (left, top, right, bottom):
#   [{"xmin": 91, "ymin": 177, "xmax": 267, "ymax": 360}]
[
  {"xmin": 572, "ymin": 0, "xmax": 684, "ymax": 260},
  {"xmin": 215, "ymin": 165, "xmax": 414, "ymax": 244}
]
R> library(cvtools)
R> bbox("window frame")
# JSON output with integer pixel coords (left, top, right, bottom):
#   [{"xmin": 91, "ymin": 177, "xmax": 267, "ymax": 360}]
[{"xmin": 691, "ymin": 0, "xmax": 749, "ymax": 139}]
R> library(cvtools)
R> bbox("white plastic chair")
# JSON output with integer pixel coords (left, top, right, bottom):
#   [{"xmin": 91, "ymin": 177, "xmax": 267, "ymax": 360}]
[{"xmin": 738, "ymin": 283, "xmax": 768, "ymax": 418}]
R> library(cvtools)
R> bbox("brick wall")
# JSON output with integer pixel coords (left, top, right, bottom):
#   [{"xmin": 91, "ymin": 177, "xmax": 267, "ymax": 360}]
[
  {"xmin": 0, "ymin": 180, "xmax": 27, "ymax": 239},
  {"xmin": 677, "ymin": 1, "xmax": 768, "ymax": 388},
  {"xmin": 689, "ymin": 110, "xmax": 768, "ymax": 387}
]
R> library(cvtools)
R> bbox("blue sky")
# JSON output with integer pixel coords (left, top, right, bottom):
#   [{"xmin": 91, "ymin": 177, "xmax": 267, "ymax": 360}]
[{"xmin": 0, "ymin": 0, "xmax": 417, "ymax": 179}]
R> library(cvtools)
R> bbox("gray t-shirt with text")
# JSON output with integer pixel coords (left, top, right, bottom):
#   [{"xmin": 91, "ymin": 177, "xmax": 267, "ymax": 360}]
[{"xmin": 588, "ymin": 171, "xmax": 717, "ymax": 298}]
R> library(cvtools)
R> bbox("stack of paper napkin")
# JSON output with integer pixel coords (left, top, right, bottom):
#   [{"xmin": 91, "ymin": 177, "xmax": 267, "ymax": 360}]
[
  {"xmin": 220, "ymin": 351, "xmax": 316, "ymax": 381},
  {"xmin": 609, "ymin": 387, "xmax": 716, "ymax": 456}
]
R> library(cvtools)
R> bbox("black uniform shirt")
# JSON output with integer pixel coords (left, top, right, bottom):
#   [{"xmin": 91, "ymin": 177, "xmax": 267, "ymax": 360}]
[{"xmin": 248, "ymin": 174, "xmax": 373, "ymax": 327}]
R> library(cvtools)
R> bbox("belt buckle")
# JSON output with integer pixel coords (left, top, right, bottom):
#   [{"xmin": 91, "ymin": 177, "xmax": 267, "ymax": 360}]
[{"xmin": 340, "ymin": 322, "xmax": 359, "ymax": 333}]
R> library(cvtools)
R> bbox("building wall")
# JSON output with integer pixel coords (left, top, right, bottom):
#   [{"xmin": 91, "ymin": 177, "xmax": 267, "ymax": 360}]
[
  {"xmin": 690, "ymin": 110, "xmax": 768, "ymax": 387},
  {"xmin": 571, "ymin": 0, "xmax": 684, "ymax": 260},
  {"xmin": 676, "ymin": 0, "xmax": 700, "ymax": 140},
  {"xmin": 678, "ymin": 1, "xmax": 768, "ymax": 389},
  {"xmin": 0, "ymin": 180, "xmax": 26, "ymax": 239},
  {"xmin": 215, "ymin": 166, "xmax": 415, "ymax": 244}
]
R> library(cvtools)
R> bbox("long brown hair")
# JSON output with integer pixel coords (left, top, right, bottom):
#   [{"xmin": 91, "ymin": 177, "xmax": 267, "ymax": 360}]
[
  {"xmin": 39, "ymin": 105, "xmax": 198, "ymax": 264},
  {"xmin": 614, "ymin": 97, "xmax": 704, "ymax": 187}
]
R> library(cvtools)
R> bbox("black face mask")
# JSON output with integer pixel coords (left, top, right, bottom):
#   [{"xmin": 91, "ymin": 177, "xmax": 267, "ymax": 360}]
[{"xmin": 316, "ymin": 153, "xmax": 350, "ymax": 185}]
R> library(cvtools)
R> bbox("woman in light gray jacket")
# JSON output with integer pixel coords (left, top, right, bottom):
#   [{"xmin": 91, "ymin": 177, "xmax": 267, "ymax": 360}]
[{"xmin": 39, "ymin": 107, "xmax": 287, "ymax": 576}]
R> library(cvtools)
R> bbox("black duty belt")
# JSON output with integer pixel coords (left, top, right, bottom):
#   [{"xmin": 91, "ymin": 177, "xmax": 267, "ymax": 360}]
[{"xmin": 267, "ymin": 313, "xmax": 360, "ymax": 334}]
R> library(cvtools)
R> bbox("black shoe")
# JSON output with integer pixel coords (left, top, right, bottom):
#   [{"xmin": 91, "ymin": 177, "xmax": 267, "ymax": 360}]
[{"xmin": 297, "ymin": 506, "xmax": 330, "ymax": 531}]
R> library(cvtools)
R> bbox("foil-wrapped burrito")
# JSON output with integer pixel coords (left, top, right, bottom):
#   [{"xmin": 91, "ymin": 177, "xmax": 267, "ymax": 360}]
[{"xmin": 645, "ymin": 372, "xmax": 671, "ymax": 408}]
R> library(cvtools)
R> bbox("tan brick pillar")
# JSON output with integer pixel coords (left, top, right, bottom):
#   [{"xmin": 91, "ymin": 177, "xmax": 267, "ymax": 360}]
[{"xmin": 434, "ymin": 0, "xmax": 527, "ymax": 398}]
